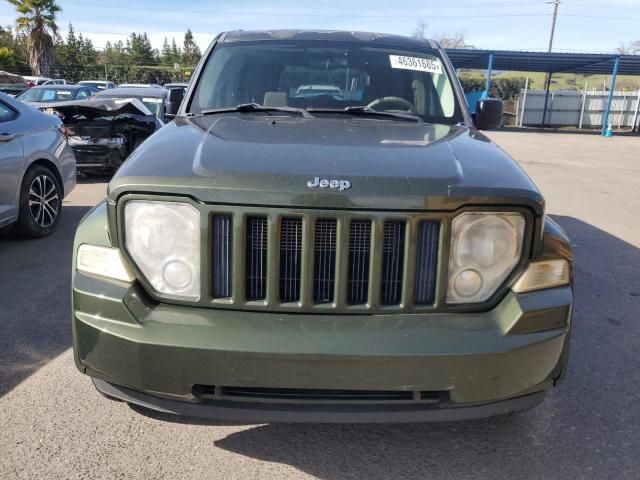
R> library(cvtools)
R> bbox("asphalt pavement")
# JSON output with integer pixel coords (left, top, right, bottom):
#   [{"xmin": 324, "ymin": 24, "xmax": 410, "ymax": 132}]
[{"xmin": 0, "ymin": 131, "xmax": 639, "ymax": 479}]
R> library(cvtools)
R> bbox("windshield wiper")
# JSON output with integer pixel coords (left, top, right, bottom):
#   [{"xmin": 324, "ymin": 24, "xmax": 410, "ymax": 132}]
[
  {"xmin": 200, "ymin": 103, "xmax": 314, "ymax": 118},
  {"xmin": 308, "ymin": 106, "xmax": 422, "ymax": 123}
]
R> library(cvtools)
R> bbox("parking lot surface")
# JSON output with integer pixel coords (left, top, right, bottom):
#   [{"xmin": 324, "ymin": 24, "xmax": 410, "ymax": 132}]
[{"xmin": 1, "ymin": 131, "xmax": 639, "ymax": 479}]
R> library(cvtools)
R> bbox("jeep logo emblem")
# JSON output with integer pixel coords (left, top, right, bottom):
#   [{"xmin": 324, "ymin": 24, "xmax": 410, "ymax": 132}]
[{"xmin": 307, "ymin": 177, "xmax": 352, "ymax": 191}]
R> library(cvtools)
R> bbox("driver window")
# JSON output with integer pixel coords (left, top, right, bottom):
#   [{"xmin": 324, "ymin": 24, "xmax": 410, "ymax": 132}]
[
  {"xmin": 433, "ymin": 73, "xmax": 455, "ymax": 117},
  {"xmin": 0, "ymin": 101, "xmax": 17, "ymax": 123},
  {"xmin": 412, "ymin": 78, "xmax": 426, "ymax": 115}
]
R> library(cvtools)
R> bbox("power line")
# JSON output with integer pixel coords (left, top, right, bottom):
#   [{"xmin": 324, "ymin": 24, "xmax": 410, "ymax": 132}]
[
  {"xmin": 54, "ymin": 1, "xmax": 553, "ymax": 19},
  {"xmin": 566, "ymin": 1, "xmax": 640, "ymax": 9},
  {"xmin": 561, "ymin": 13, "xmax": 640, "ymax": 22}
]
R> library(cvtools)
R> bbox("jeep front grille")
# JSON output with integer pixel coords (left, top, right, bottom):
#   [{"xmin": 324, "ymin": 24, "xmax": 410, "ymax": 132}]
[
  {"xmin": 279, "ymin": 217, "xmax": 302, "ymax": 302},
  {"xmin": 245, "ymin": 216, "xmax": 268, "ymax": 301},
  {"xmin": 348, "ymin": 220, "xmax": 372, "ymax": 304},
  {"xmin": 414, "ymin": 221, "xmax": 440, "ymax": 305},
  {"xmin": 207, "ymin": 208, "xmax": 441, "ymax": 313},
  {"xmin": 313, "ymin": 219, "xmax": 337, "ymax": 304},
  {"xmin": 211, "ymin": 215, "xmax": 233, "ymax": 298}
]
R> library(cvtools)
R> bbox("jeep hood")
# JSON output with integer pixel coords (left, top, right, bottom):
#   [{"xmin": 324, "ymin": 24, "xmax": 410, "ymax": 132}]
[{"xmin": 109, "ymin": 115, "xmax": 544, "ymax": 214}]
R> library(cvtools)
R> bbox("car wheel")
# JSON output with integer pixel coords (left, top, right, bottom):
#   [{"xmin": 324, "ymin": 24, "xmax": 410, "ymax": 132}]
[{"xmin": 16, "ymin": 165, "xmax": 62, "ymax": 238}]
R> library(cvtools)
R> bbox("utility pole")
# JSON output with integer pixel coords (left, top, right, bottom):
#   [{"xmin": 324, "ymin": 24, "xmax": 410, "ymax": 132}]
[
  {"xmin": 542, "ymin": 0, "xmax": 560, "ymax": 127},
  {"xmin": 547, "ymin": 0, "xmax": 560, "ymax": 53}
]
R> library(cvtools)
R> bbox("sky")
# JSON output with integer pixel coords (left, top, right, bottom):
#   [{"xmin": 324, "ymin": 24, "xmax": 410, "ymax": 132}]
[{"xmin": 1, "ymin": 0, "xmax": 640, "ymax": 54}]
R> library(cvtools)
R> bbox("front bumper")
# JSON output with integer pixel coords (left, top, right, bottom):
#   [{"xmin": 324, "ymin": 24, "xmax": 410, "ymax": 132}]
[
  {"xmin": 73, "ymin": 269, "xmax": 572, "ymax": 422},
  {"xmin": 72, "ymin": 144, "xmax": 124, "ymax": 170},
  {"xmin": 93, "ymin": 378, "xmax": 547, "ymax": 423}
]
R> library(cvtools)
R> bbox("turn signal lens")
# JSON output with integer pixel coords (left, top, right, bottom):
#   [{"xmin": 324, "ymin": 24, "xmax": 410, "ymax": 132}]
[
  {"xmin": 512, "ymin": 259, "xmax": 570, "ymax": 293},
  {"xmin": 77, "ymin": 244, "xmax": 135, "ymax": 282}
]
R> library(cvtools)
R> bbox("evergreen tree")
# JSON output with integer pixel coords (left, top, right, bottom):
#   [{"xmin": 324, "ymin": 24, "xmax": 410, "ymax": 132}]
[
  {"xmin": 127, "ymin": 32, "xmax": 157, "ymax": 65},
  {"xmin": 182, "ymin": 29, "xmax": 200, "ymax": 66},
  {"xmin": 161, "ymin": 36, "xmax": 171, "ymax": 64},
  {"xmin": 80, "ymin": 35, "xmax": 96, "ymax": 62},
  {"xmin": 171, "ymin": 37, "xmax": 180, "ymax": 65},
  {"xmin": 0, "ymin": 46, "xmax": 14, "ymax": 68}
]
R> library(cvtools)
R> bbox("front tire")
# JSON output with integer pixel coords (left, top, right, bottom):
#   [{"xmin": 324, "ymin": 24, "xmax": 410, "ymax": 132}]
[{"xmin": 16, "ymin": 165, "xmax": 63, "ymax": 238}]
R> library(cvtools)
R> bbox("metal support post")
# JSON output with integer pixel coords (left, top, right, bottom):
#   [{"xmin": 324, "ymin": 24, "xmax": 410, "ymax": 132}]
[
  {"xmin": 601, "ymin": 57, "xmax": 620, "ymax": 136},
  {"xmin": 632, "ymin": 89, "xmax": 640, "ymax": 133},
  {"xmin": 542, "ymin": 72, "xmax": 553, "ymax": 127},
  {"xmin": 483, "ymin": 53, "xmax": 494, "ymax": 99},
  {"xmin": 520, "ymin": 77, "xmax": 529, "ymax": 127},
  {"xmin": 578, "ymin": 81, "xmax": 588, "ymax": 129}
]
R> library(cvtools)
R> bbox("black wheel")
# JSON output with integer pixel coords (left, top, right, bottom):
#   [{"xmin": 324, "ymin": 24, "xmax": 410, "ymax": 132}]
[{"xmin": 15, "ymin": 165, "xmax": 62, "ymax": 238}]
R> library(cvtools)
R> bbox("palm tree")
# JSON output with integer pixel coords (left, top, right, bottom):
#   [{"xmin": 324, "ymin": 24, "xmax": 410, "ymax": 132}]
[{"xmin": 6, "ymin": 0, "xmax": 61, "ymax": 76}]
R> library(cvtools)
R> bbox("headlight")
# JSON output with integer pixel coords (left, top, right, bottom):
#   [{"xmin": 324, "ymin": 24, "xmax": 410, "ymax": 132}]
[
  {"xmin": 124, "ymin": 200, "xmax": 201, "ymax": 299},
  {"xmin": 447, "ymin": 212, "xmax": 525, "ymax": 303}
]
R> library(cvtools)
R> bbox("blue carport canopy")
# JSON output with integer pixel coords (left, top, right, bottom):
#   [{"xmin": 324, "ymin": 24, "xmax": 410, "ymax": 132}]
[
  {"xmin": 445, "ymin": 49, "xmax": 640, "ymax": 75},
  {"xmin": 444, "ymin": 48, "xmax": 640, "ymax": 134}
]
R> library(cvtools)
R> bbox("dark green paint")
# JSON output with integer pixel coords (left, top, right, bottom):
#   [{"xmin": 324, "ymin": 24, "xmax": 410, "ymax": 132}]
[{"xmin": 72, "ymin": 31, "xmax": 573, "ymax": 419}]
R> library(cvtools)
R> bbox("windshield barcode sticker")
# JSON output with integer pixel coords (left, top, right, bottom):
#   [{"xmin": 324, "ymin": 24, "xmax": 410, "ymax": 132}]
[{"xmin": 389, "ymin": 55, "xmax": 443, "ymax": 74}]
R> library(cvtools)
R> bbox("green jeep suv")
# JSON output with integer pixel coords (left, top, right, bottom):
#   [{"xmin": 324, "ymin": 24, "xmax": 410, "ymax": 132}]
[{"xmin": 72, "ymin": 30, "xmax": 573, "ymax": 422}]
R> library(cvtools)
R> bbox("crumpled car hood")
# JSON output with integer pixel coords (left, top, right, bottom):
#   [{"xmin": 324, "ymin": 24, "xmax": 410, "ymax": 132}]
[{"xmin": 37, "ymin": 98, "xmax": 154, "ymax": 118}]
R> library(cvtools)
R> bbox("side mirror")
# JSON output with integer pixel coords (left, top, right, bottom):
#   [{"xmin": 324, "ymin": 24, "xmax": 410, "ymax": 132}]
[
  {"xmin": 473, "ymin": 98, "xmax": 503, "ymax": 130},
  {"xmin": 164, "ymin": 102, "xmax": 178, "ymax": 117},
  {"xmin": 164, "ymin": 88, "xmax": 185, "ymax": 119}
]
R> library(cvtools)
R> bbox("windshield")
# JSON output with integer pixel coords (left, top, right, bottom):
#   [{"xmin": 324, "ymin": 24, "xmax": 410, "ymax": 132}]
[
  {"xmin": 140, "ymin": 98, "xmax": 163, "ymax": 116},
  {"xmin": 18, "ymin": 88, "xmax": 75, "ymax": 102},
  {"xmin": 190, "ymin": 41, "xmax": 463, "ymax": 124},
  {"xmin": 80, "ymin": 82, "xmax": 106, "ymax": 90}
]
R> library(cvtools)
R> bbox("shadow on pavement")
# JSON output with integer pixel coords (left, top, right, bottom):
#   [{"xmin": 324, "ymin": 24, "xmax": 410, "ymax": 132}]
[
  {"xmin": 0, "ymin": 206, "xmax": 91, "ymax": 396},
  {"xmin": 77, "ymin": 173, "xmax": 114, "ymax": 184},
  {"xmin": 212, "ymin": 215, "xmax": 640, "ymax": 479}
]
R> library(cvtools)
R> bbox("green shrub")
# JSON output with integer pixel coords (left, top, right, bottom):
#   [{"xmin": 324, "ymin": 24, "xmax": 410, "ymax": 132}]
[{"xmin": 458, "ymin": 74, "xmax": 527, "ymax": 100}]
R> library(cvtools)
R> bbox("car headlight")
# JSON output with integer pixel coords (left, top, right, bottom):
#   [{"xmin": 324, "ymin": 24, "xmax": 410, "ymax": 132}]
[
  {"xmin": 124, "ymin": 200, "xmax": 201, "ymax": 299},
  {"xmin": 447, "ymin": 212, "xmax": 525, "ymax": 304}
]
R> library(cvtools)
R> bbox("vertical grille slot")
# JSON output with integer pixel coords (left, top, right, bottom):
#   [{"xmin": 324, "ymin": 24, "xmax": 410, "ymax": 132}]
[
  {"xmin": 348, "ymin": 220, "xmax": 372, "ymax": 305},
  {"xmin": 414, "ymin": 221, "xmax": 440, "ymax": 305},
  {"xmin": 280, "ymin": 218, "xmax": 302, "ymax": 302},
  {"xmin": 313, "ymin": 219, "xmax": 337, "ymax": 304},
  {"xmin": 381, "ymin": 221, "xmax": 405, "ymax": 305},
  {"xmin": 245, "ymin": 216, "xmax": 268, "ymax": 301},
  {"xmin": 212, "ymin": 215, "xmax": 232, "ymax": 298}
]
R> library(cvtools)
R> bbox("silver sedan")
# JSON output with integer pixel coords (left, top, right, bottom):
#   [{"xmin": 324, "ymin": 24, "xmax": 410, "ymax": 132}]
[{"xmin": 0, "ymin": 92, "xmax": 76, "ymax": 237}]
